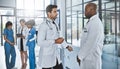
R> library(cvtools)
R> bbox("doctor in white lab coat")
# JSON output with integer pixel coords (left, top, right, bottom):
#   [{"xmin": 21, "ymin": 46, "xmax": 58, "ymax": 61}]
[
  {"xmin": 77, "ymin": 3, "xmax": 104, "ymax": 69},
  {"xmin": 17, "ymin": 19, "xmax": 28, "ymax": 51},
  {"xmin": 17, "ymin": 19, "xmax": 28, "ymax": 69},
  {"xmin": 37, "ymin": 5, "xmax": 73, "ymax": 69}
]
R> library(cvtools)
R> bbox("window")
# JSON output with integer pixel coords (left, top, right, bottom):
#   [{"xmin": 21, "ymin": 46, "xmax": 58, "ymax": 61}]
[
  {"xmin": 66, "ymin": 0, "xmax": 83, "ymax": 46},
  {"xmin": 0, "ymin": 7, "xmax": 14, "ymax": 15},
  {"xmin": 16, "ymin": 0, "xmax": 51, "ymax": 31}
]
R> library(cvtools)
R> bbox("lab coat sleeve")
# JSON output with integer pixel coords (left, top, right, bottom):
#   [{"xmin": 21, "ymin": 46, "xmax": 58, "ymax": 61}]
[
  {"xmin": 78, "ymin": 22, "xmax": 100, "ymax": 61},
  {"xmin": 24, "ymin": 28, "xmax": 30, "ymax": 40},
  {"xmin": 61, "ymin": 40, "xmax": 71, "ymax": 48},
  {"xmin": 22, "ymin": 27, "xmax": 28, "ymax": 37},
  {"xmin": 37, "ymin": 23, "xmax": 55, "ymax": 47},
  {"xmin": 17, "ymin": 26, "xmax": 21, "ymax": 34}
]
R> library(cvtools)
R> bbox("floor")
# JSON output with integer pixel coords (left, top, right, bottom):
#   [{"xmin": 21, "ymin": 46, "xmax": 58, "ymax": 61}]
[
  {"xmin": 0, "ymin": 44, "xmax": 120, "ymax": 69},
  {"xmin": 0, "ymin": 45, "xmax": 41, "ymax": 69}
]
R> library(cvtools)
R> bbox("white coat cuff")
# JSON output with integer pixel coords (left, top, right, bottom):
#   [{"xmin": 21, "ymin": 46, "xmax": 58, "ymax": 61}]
[
  {"xmin": 52, "ymin": 40, "xmax": 55, "ymax": 44},
  {"xmin": 61, "ymin": 40, "xmax": 69, "ymax": 48},
  {"xmin": 78, "ymin": 54, "xmax": 84, "ymax": 61}
]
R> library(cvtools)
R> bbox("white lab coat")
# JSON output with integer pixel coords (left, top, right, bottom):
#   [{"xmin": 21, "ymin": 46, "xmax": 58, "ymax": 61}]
[
  {"xmin": 37, "ymin": 18, "xmax": 68, "ymax": 68},
  {"xmin": 17, "ymin": 26, "xmax": 29, "ymax": 51},
  {"xmin": 78, "ymin": 14, "xmax": 104, "ymax": 69}
]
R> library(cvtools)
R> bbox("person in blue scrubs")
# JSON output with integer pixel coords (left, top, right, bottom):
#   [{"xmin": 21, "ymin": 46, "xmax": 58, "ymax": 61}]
[
  {"xmin": 26, "ymin": 20, "xmax": 36, "ymax": 69},
  {"xmin": 3, "ymin": 21, "xmax": 16, "ymax": 69}
]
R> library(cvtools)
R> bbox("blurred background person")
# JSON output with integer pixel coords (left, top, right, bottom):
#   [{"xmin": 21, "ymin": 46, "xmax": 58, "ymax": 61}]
[
  {"xmin": 3, "ymin": 21, "xmax": 16, "ymax": 69},
  {"xmin": 17, "ymin": 19, "xmax": 28, "ymax": 69},
  {"xmin": 26, "ymin": 19, "xmax": 36, "ymax": 69}
]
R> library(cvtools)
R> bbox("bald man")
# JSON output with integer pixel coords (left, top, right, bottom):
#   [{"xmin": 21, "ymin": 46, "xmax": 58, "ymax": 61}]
[{"xmin": 77, "ymin": 3, "xmax": 104, "ymax": 69}]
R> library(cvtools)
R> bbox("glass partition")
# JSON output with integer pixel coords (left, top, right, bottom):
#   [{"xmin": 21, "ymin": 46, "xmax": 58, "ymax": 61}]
[{"xmin": 64, "ymin": 0, "xmax": 120, "ymax": 69}]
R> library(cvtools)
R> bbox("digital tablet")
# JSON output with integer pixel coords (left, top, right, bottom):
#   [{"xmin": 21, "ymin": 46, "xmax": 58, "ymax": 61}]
[{"xmin": 16, "ymin": 34, "xmax": 22, "ymax": 37}]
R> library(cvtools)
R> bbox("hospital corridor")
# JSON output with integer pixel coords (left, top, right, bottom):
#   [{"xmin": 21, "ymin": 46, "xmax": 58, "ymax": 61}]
[{"xmin": 0, "ymin": 0, "xmax": 120, "ymax": 69}]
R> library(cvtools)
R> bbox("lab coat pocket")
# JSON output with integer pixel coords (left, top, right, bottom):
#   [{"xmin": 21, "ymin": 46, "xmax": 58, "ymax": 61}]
[
  {"xmin": 82, "ymin": 31, "xmax": 88, "ymax": 40},
  {"xmin": 84, "ymin": 27, "xmax": 88, "ymax": 35},
  {"xmin": 83, "ymin": 28, "xmax": 88, "ymax": 33},
  {"xmin": 43, "ymin": 46, "xmax": 55, "ymax": 55}
]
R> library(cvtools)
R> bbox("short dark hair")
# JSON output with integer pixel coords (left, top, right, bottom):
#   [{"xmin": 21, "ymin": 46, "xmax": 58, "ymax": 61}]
[
  {"xmin": 20, "ymin": 19, "xmax": 25, "ymax": 23},
  {"xmin": 46, "ymin": 5, "xmax": 57, "ymax": 14},
  {"xmin": 5, "ymin": 21, "xmax": 12, "ymax": 28},
  {"xmin": 86, "ymin": 3, "xmax": 97, "ymax": 10}
]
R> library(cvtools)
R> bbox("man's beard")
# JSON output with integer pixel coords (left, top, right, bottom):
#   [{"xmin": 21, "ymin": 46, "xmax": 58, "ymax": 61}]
[
  {"xmin": 53, "ymin": 16, "xmax": 57, "ymax": 20},
  {"xmin": 85, "ymin": 15, "xmax": 92, "ymax": 19}
]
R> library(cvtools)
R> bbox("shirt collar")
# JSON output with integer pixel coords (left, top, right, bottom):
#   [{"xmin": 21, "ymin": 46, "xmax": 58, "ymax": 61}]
[
  {"xmin": 6, "ymin": 28, "xmax": 12, "ymax": 31},
  {"xmin": 46, "ymin": 18, "xmax": 54, "ymax": 23},
  {"xmin": 89, "ymin": 14, "xmax": 98, "ymax": 21}
]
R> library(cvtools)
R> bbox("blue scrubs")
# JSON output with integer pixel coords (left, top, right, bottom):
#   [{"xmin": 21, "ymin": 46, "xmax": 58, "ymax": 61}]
[
  {"xmin": 26, "ymin": 27, "xmax": 36, "ymax": 69},
  {"xmin": 4, "ymin": 28, "xmax": 16, "ymax": 69}
]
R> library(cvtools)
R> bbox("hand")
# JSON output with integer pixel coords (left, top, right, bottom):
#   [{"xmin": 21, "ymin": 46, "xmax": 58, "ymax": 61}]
[
  {"xmin": 16, "ymin": 36, "xmax": 20, "ymax": 38},
  {"xmin": 55, "ymin": 38, "xmax": 64, "ymax": 44},
  {"xmin": 10, "ymin": 42, "xmax": 15, "ymax": 46},
  {"xmin": 21, "ymin": 36, "xmax": 25, "ymax": 39},
  {"xmin": 77, "ymin": 56, "xmax": 81, "ymax": 66},
  {"xmin": 66, "ymin": 46, "xmax": 73, "ymax": 52},
  {"xmin": 16, "ymin": 35, "xmax": 24, "ymax": 38}
]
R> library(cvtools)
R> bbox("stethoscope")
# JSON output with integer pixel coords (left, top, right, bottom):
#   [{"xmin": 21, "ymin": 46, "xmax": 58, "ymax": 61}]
[
  {"xmin": 46, "ymin": 19, "xmax": 59, "ymax": 31},
  {"xmin": 46, "ymin": 20, "xmax": 53, "ymax": 30}
]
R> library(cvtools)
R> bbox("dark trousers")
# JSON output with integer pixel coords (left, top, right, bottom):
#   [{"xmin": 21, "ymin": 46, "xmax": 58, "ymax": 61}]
[{"xmin": 42, "ymin": 60, "xmax": 63, "ymax": 69}]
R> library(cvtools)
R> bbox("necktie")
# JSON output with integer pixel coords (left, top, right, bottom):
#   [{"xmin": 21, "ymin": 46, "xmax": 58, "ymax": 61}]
[{"xmin": 53, "ymin": 21, "xmax": 58, "ymax": 31}]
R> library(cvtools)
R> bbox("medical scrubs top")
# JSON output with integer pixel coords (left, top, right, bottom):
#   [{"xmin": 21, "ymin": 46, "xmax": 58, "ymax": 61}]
[
  {"xmin": 26, "ymin": 27, "xmax": 36, "ymax": 46},
  {"xmin": 4, "ymin": 28, "xmax": 14, "ymax": 43},
  {"xmin": 28, "ymin": 28, "xmax": 36, "ymax": 40}
]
